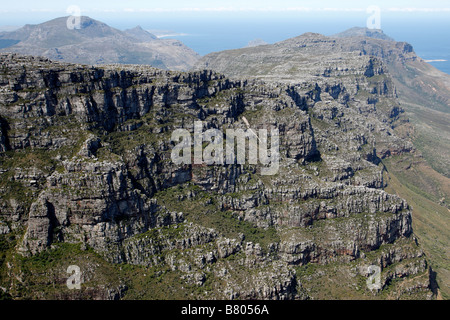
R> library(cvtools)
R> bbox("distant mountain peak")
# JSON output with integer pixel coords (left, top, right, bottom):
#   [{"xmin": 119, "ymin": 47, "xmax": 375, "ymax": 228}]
[
  {"xmin": 332, "ymin": 27, "xmax": 394, "ymax": 41},
  {"xmin": 124, "ymin": 25, "xmax": 157, "ymax": 42},
  {"xmin": 0, "ymin": 16, "xmax": 198, "ymax": 70}
]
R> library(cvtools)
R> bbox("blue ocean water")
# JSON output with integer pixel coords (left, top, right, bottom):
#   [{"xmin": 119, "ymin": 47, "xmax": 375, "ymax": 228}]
[{"xmin": 382, "ymin": 15, "xmax": 450, "ymax": 75}]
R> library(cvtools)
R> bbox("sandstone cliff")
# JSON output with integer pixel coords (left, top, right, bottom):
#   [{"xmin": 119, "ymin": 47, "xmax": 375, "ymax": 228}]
[{"xmin": 0, "ymin": 52, "xmax": 433, "ymax": 299}]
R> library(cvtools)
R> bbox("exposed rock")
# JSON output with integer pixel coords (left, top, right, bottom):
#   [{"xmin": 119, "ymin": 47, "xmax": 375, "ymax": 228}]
[{"xmin": 0, "ymin": 52, "xmax": 434, "ymax": 300}]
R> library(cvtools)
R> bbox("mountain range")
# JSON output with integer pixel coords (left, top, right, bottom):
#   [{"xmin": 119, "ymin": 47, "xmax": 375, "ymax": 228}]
[
  {"xmin": 0, "ymin": 16, "xmax": 448, "ymax": 300},
  {"xmin": 0, "ymin": 16, "xmax": 200, "ymax": 71}
]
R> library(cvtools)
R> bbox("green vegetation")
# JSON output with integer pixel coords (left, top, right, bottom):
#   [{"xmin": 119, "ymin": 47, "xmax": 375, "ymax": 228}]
[
  {"xmin": 1, "ymin": 241, "xmax": 131, "ymax": 299},
  {"xmin": 408, "ymin": 105, "xmax": 450, "ymax": 178},
  {"xmin": 294, "ymin": 246, "xmax": 431, "ymax": 300},
  {"xmin": 154, "ymin": 183, "xmax": 280, "ymax": 252},
  {"xmin": 1, "ymin": 47, "xmax": 446, "ymax": 300},
  {"xmin": 383, "ymin": 154, "xmax": 449, "ymax": 299}
]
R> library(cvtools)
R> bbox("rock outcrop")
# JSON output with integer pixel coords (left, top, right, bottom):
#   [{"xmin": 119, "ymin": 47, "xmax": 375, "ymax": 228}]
[{"xmin": 0, "ymin": 52, "xmax": 434, "ymax": 300}]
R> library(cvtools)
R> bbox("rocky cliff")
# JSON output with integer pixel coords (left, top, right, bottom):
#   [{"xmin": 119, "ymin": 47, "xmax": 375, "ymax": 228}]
[
  {"xmin": 194, "ymin": 29, "xmax": 450, "ymax": 299},
  {"xmin": 0, "ymin": 52, "xmax": 434, "ymax": 299}
]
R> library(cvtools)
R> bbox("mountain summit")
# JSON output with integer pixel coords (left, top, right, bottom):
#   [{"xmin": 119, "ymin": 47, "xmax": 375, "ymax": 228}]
[
  {"xmin": 0, "ymin": 16, "xmax": 199, "ymax": 71},
  {"xmin": 124, "ymin": 25, "xmax": 158, "ymax": 42},
  {"xmin": 332, "ymin": 27, "xmax": 394, "ymax": 41}
]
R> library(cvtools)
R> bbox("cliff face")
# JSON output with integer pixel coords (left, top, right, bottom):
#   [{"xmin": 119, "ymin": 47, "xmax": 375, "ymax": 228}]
[
  {"xmin": 0, "ymin": 53, "xmax": 433, "ymax": 299},
  {"xmin": 195, "ymin": 30, "xmax": 450, "ymax": 178},
  {"xmin": 198, "ymin": 30, "xmax": 449, "ymax": 299}
]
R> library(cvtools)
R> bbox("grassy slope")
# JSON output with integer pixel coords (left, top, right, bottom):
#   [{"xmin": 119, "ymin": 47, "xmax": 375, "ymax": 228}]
[
  {"xmin": 381, "ymin": 58, "xmax": 450, "ymax": 300},
  {"xmin": 388, "ymin": 59, "xmax": 450, "ymax": 179},
  {"xmin": 383, "ymin": 154, "xmax": 450, "ymax": 299}
]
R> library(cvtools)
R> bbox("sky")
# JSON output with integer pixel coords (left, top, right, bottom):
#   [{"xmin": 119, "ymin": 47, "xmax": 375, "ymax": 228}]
[
  {"xmin": 0, "ymin": 1, "xmax": 449, "ymax": 28},
  {"xmin": 1, "ymin": 0, "xmax": 450, "ymax": 12},
  {"xmin": 0, "ymin": 0, "xmax": 448, "ymax": 35},
  {"xmin": 1, "ymin": 0, "xmax": 450, "ymax": 20}
]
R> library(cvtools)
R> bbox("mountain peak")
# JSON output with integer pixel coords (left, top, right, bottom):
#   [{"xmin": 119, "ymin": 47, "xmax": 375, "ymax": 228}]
[
  {"xmin": 124, "ymin": 25, "xmax": 157, "ymax": 42},
  {"xmin": 0, "ymin": 15, "xmax": 123, "ymax": 46},
  {"xmin": 332, "ymin": 27, "xmax": 394, "ymax": 41}
]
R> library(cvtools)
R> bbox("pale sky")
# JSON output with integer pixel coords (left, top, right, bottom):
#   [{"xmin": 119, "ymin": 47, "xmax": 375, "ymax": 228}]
[{"xmin": 1, "ymin": 0, "xmax": 450, "ymax": 13}]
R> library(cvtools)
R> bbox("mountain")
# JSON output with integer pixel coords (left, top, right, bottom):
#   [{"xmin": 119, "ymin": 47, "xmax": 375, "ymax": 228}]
[
  {"xmin": 0, "ymin": 16, "xmax": 199, "ymax": 71},
  {"xmin": 332, "ymin": 27, "xmax": 394, "ymax": 41},
  {"xmin": 194, "ymin": 28, "xmax": 450, "ymax": 299},
  {"xmin": 194, "ymin": 31, "xmax": 411, "ymax": 82},
  {"xmin": 124, "ymin": 26, "xmax": 158, "ymax": 42},
  {"xmin": 0, "ymin": 48, "xmax": 436, "ymax": 299}
]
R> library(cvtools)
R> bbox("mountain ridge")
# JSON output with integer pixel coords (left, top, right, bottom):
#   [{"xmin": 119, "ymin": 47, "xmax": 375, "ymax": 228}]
[
  {"xmin": 124, "ymin": 25, "xmax": 158, "ymax": 42},
  {"xmin": 194, "ymin": 28, "xmax": 450, "ymax": 298},
  {"xmin": 0, "ymin": 22, "xmax": 447, "ymax": 300},
  {"xmin": 0, "ymin": 48, "xmax": 435, "ymax": 299},
  {"xmin": 332, "ymin": 27, "xmax": 395, "ymax": 41}
]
